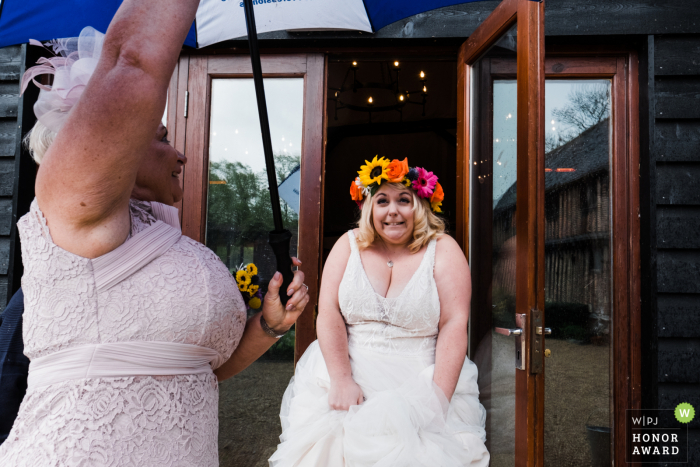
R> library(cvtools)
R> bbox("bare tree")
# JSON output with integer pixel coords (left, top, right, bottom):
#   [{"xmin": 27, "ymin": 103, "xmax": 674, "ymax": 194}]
[
  {"xmin": 547, "ymin": 83, "xmax": 610, "ymax": 152},
  {"xmin": 553, "ymin": 83, "xmax": 610, "ymax": 132}
]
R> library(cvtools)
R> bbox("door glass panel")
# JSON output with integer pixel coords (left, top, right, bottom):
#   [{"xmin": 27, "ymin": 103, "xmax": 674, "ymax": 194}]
[
  {"xmin": 468, "ymin": 23, "xmax": 517, "ymax": 467},
  {"xmin": 206, "ymin": 78, "xmax": 304, "ymax": 466},
  {"xmin": 543, "ymin": 80, "xmax": 612, "ymax": 466}
]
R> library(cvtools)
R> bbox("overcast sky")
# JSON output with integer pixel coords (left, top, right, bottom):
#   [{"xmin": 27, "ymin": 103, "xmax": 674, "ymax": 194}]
[{"xmin": 209, "ymin": 78, "xmax": 304, "ymax": 174}]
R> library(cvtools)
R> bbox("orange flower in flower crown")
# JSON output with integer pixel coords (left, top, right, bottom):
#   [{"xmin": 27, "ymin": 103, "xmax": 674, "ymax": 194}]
[
  {"xmin": 350, "ymin": 178, "xmax": 364, "ymax": 203},
  {"xmin": 385, "ymin": 158, "xmax": 409, "ymax": 183},
  {"xmin": 430, "ymin": 182, "xmax": 444, "ymax": 213}
]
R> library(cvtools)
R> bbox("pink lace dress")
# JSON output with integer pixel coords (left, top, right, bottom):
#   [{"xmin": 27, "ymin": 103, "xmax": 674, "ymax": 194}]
[{"xmin": 0, "ymin": 199, "xmax": 246, "ymax": 466}]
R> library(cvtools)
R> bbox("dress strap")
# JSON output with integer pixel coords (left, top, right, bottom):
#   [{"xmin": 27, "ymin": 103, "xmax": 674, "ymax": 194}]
[
  {"xmin": 91, "ymin": 221, "xmax": 181, "ymax": 292},
  {"xmin": 347, "ymin": 230, "xmax": 360, "ymax": 255},
  {"xmin": 150, "ymin": 201, "xmax": 181, "ymax": 231},
  {"xmin": 427, "ymin": 238, "xmax": 438, "ymax": 271}
]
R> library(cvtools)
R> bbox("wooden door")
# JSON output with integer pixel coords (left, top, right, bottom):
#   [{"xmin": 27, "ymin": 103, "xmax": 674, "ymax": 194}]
[
  {"xmin": 166, "ymin": 52, "xmax": 325, "ymax": 465},
  {"xmin": 456, "ymin": 0, "xmax": 545, "ymax": 466},
  {"xmin": 170, "ymin": 53, "xmax": 325, "ymax": 362},
  {"xmin": 456, "ymin": 1, "xmax": 642, "ymax": 464}
]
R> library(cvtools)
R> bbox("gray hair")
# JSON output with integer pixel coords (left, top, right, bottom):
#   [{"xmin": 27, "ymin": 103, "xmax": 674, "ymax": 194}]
[{"xmin": 22, "ymin": 120, "xmax": 56, "ymax": 164}]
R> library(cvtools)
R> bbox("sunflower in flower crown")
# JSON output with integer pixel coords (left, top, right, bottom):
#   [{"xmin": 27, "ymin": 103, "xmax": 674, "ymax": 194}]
[
  {"xmin": 234, "ymin": 263, "xmax": 263, "ymax": 309},
  {"xmin": 358, "ymin": 156, "xmax": 391, "ymax": 188},
  {"xmin": 350, "ymin": 156, "xmax": 445, "ymax": 213}
]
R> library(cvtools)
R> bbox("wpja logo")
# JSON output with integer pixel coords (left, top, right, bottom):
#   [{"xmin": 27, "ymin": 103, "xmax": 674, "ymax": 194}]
[{"xmin": 626, "ymin": 404, "xmax": 693, "ymax": 463}]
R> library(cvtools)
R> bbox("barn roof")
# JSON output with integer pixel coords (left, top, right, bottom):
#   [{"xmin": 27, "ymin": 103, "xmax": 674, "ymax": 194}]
[{"xmin": 494, "ymin": 118, "xmax": 610, "ymax": 213}]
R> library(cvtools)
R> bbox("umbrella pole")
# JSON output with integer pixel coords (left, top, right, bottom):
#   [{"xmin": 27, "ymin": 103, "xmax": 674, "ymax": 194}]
[{"xmin": 243, "ymin": 0, "xmax": 294, "ymax": 304}]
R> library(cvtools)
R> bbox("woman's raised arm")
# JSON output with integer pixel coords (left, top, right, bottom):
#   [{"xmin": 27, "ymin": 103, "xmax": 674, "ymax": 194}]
[
  {"xmin": 36, "ymin": 0, "xmax": 199, "ymax": 258},
  {"xmin": 433, "ymin": 235, "xmax": 471, "ymax": 401}
]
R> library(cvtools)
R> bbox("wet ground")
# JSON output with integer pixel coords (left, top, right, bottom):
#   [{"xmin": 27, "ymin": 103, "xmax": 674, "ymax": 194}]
[
  {"xmin": 218, "ymin": 361, "xmax": 295, "ymax": 467},
  {"xmin": 217, "ymin": 337, "xmax": 610, "ymax": 467}
]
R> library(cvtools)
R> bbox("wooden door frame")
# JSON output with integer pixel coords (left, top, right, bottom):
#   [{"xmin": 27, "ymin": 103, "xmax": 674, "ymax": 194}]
[
  {"xmin": 461, "ymin": 49, "xmax": 641, "ymax": 466},
  {"xmin": 527, "ymin": 52, "xmax": 641, "ymax": 467},
  {"xmin": 172, "ymin": 53, "xmax": 326, "ymax": 362},
  {"xmin": 457, "ymin": 0, "xmax": 545, "ymax": 465}
]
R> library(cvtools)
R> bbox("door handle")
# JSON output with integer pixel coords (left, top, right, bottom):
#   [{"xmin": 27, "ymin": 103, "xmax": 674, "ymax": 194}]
[
  {"xmin": 495, "ymin": 327, "xmax": 522, "ymax": 336},
  {"xmin": 494, "ymin": 313, "xmax": 526, "ymax": 370}
]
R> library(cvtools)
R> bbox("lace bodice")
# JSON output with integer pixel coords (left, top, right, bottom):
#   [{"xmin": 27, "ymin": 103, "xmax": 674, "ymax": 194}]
[
  {"xmin": 338, "ymin": 231, "xmax": 440, "ymax": 356},
  {"xmin": 0, "ymin": 199, "xmax": 246, "ymax": 466}
]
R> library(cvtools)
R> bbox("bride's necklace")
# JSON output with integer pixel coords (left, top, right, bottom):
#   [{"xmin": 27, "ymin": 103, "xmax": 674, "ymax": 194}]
[{"xmin": 379, "ymin": 240, "xmax": 396, "ymax": 268}]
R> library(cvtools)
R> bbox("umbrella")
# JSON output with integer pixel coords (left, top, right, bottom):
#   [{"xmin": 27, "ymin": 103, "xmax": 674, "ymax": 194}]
[
  {"xmin": 0, "ymin": 0, "xmax": 488, "ymax": 49},
  {"xmin": 0, "ymin": 0, "xmax": 490, "ymax": 302}
]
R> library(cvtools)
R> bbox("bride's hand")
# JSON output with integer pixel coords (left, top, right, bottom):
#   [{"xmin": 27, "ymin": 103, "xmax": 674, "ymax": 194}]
[
  {"xmin": 261, "ymin": 257, "xmax": 310, "ymax": 333},
  {"xmin": 328, "ymin": 377, "xmax": 364, "ymax": 411}
]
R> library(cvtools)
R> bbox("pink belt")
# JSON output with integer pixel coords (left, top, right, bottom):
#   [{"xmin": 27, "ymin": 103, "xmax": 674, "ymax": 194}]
[{"xmin": 27, "ymin": 341, "xmax": 223, "ymax": 388}]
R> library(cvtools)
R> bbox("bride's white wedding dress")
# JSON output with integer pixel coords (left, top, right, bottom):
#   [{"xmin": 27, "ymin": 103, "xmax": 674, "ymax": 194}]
[{"xmin": 269, "ymin": 231, "xmax": 489, "ymax": 467}]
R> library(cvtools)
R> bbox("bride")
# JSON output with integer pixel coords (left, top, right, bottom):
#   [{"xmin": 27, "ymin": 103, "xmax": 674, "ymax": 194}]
[{"xmin": 270, "ymin": 157, "xmax": 489, "ymax": 466}]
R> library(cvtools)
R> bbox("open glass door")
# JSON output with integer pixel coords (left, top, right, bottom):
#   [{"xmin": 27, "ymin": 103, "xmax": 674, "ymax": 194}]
[{"xmin": 457, "ymin": 1, "xmax": 545, "ymax": 466}]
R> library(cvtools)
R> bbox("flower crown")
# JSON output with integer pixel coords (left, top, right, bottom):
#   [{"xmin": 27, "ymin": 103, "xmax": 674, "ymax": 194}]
[
  {"xmin": 234, "ymin": 263, "xmax": 263, "ymax": 310},
  {"xmin": 350, "ymin": 156, "xmax": 444, "ymax": 213}
]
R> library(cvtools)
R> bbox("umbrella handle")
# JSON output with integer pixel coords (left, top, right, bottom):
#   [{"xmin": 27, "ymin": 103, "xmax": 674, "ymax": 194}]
[{"xmin": 269, "ymin": 229, "xmax": 295, "ymax": 305}]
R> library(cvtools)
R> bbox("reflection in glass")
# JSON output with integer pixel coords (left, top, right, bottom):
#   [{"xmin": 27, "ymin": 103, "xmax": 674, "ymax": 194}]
[
  {"xmin": 468, "ymin": 23, "xmax": 517, "ymax": 467},
  {"xmin": 206, "ymin": 78, "xmax": 304, "ymax": 466},
  {"xmin": 543, "ymin": 80, "xmax": 612, "ymax": 467}
]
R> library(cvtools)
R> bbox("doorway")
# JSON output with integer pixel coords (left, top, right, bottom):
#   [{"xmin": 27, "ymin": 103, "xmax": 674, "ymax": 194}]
[{"xmin": 323, "ymin": 57, "xmax": 458, "ymax": 260}]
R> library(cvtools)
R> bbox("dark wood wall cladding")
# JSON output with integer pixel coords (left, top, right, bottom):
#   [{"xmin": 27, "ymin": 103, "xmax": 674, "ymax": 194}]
[
  {"xmin": 0, "ymin": 45, "xmax": 21, "ymax": 309},
  {"xmin": 652, "ymin": 34, "xmax": 700, "ymax": 463},
  {"xmin": 210, "ymin": 0, "xmax": 700, "ymax": 44}
]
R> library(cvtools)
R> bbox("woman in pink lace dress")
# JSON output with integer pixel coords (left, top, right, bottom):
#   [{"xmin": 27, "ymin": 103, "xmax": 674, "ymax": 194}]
[{"xmin": 0, "ymin": 1, "xmax": 309, "ymax": 465}]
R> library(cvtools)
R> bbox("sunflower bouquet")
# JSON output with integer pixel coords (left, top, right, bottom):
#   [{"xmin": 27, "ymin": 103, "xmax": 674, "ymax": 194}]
[
  {"xmin": 350, "ymin": 156, "xmax": 444, "ymax": 212},
  {"xmin": 235, "ymin": 263, "xmax": 263, "ymax": 310}
]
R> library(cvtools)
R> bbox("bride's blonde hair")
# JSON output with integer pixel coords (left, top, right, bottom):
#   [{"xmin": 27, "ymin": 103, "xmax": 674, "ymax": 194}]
[{"xmin": 356, "ymin": 182, "xmax": 445, "ymax": 253}]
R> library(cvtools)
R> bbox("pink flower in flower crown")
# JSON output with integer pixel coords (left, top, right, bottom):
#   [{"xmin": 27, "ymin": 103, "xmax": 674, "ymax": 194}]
[{"xmin": 412, "ymin": 167, "xmax": 438, "ymax": 198}]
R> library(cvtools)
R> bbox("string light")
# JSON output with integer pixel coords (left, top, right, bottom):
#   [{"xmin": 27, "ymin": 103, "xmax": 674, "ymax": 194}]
[
  {"xmin": 352, "ymin": 61, "xmax": 358, "ymax": 66},
  {"xmin": 399, "ymin": 95, "xmax": 404, "ymax": 101},
  {"xmin": 394, "ymin": 61, "xmax": 399, "ymax": 67},
  {"xmin": 420, "ymin": 71, "xmax": 425, "ymax": 78},
  {"xmin": 423, "ymin": 86, "xmax": 427, "ymax": 93},
  {"xmin": 368, "ymin": 96, "xmax": 373, "ymax": 104}
]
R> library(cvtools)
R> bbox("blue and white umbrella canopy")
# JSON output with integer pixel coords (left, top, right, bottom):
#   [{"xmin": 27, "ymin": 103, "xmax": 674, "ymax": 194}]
[{"xmin": 0, "ymin": 0, "xmax": 488, "ymax": 49}]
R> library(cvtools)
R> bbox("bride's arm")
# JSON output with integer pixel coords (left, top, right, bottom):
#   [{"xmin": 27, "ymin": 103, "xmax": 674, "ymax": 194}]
[
  {"xmin": 433, "ymin": 235, "xmax": 472, "ymax": 401},
  {"xmin": 317, "ymin": 233, "xmax": 364, "ymax": 410}
]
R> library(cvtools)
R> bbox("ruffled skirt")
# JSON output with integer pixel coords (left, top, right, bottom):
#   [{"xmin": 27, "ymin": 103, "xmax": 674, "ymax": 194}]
[{"xmin": 269, "ymin": 341, "xmax": 489, "ymax": 467}]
